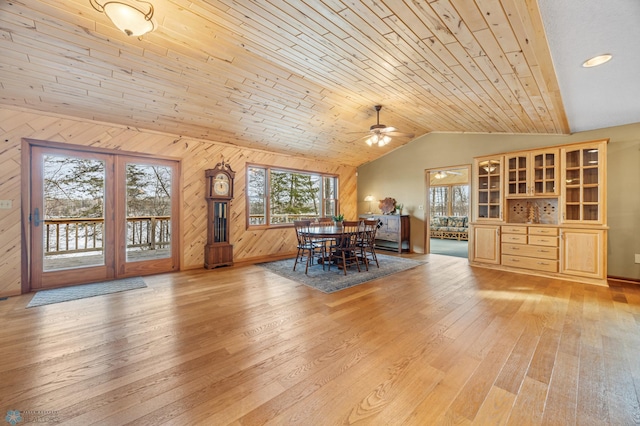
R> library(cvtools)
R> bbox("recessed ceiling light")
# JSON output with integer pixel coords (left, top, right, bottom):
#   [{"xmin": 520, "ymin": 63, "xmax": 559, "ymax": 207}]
[{"xmin": 582, "ymin": 54, "xmax": 612, "ymax": 68}]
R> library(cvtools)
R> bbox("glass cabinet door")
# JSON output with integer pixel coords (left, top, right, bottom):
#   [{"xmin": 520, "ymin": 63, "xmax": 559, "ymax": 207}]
[
  {"xmin": 475, "ymin": 157, "xmax": 502, "ymax": 220},
  {"xmin": 505, "ymin": 149, "xmax": 558, "ymax": 197},
  {"xmin": 561, "ymin": 143, "xmax": 605, "ymax": 223},
  {"xmin": 506, "ymin": 154, "xmax": 529, "ymax": 196},
  {"xmin": 532, "ymin": 149, "xmax": 558, "ymax": 196}
]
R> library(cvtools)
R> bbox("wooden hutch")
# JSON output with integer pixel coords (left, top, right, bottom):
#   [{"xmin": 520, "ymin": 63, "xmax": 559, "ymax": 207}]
[{"xmin": 469, "ymin": 139, "xmax": 608, "ymax": 286}]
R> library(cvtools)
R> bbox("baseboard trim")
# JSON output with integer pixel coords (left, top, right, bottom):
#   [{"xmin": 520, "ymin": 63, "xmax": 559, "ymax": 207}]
[{"xmin": 607, "ymin": 275, "xmax": 640, "ymax": 285}]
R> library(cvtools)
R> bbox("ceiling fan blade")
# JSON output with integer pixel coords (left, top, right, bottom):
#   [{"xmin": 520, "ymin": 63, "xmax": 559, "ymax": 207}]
[
  {"xmin": 347, "ymin": 134, "xmax": 372, "ymax": 143},
  {"xmin": 382, "ymin": 131, "xmax": 415, "ymax": 138}
]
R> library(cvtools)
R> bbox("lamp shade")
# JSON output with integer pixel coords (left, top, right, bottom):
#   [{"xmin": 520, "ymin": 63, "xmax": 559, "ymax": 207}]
[{"xmin": 91, "ymin": 0, "xmax": 155, "ymax": 37}]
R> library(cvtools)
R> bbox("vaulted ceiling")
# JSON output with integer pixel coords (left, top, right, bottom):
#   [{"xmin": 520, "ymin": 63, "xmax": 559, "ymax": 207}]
[{"xmin": 0, "ymin": 1, "xmax": 636, "ymax": 167}]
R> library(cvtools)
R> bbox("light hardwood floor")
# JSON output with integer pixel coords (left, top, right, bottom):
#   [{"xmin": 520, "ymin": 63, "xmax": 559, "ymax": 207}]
[{"xmin": 1, "ymin": 254, "xmax": 639, "ymax": 425}]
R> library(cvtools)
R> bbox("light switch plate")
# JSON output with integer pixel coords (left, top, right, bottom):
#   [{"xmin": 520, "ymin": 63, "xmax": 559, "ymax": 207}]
[
  {"xmin": 635, "ymin": 254, "xmax": 640, "ymax": 264},
  {"xmin": 0, "ymin": 200, "xmax": 12, "ymax": 209}
]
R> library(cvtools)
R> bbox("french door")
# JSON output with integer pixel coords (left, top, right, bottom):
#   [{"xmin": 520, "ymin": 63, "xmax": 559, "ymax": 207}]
[{"xmin": 29, "ymin": 144, "xmax": 179, "ymax": 290}]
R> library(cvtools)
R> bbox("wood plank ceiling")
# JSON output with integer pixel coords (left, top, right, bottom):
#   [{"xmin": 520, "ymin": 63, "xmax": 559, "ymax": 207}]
[{"xmin": 0, "ymin": 0, "xmax": 568, "ymax": 167}]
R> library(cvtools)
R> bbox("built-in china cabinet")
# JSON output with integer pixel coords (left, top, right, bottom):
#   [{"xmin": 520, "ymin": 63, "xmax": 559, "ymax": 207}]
[{"xmin": 469, "ymin": 139, "xmax": 608, "ymax": 286}]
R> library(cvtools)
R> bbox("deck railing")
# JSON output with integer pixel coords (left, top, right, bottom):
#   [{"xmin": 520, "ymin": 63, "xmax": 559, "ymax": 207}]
[
  {"xmin": 44, "ymin": 216, "xmax": 171, "ymax": 255},
  {"xmin": 249, "ymin": 213, "xmax": 327, "ymax": 225}
]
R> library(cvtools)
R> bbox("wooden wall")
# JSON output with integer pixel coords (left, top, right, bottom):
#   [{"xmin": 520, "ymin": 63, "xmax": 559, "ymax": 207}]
[{"xmin": 0, "ymin": 107, "xmax": 357, "ymax": 297}]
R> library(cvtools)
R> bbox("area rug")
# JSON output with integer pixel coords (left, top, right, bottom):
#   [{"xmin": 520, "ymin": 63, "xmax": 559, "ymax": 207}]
[
  {"xmin": 27, "ymin": 277, "xmax": 147, "ymax": 308},
  {"xmin": 258, "ymin": 254, "xmax": 427, "ymax": 293}
]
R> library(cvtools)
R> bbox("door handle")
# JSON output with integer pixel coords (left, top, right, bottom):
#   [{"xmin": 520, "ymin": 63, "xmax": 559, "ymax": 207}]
[{"xmin": 33, "ymin": 207, "xmax": 41, "ymax": 227}]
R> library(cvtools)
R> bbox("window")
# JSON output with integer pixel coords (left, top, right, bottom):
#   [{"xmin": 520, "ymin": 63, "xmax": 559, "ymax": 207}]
[
  {"xmin": 247, "ymin": 165, "xmax": 338, "ymax": 226},
  {"xmin": 430, "ymin": 185, "xmax": 469, "ymax": 218}
]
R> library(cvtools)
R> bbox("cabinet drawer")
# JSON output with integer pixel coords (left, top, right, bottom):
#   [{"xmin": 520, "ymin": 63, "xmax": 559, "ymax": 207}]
[
  {"xmin": 502, "ymin": 255, "xmax": 558, "ymax": 273},
  {"xmin": 502, "ymin": 244, "xmax": 558, "ymax": 260},
  {"xmin": 528, "ymin": 235, "xmax": 558, "ymax": 247},
  {"xmin": 528, "ymin": 227, "xmax": 558, "ymax": 236},
  {"xmin": 501, "ymin": 234, "xmax": 527, "ymax": 244},
  {"xmin": 502, "ymin": 226, "xmax": 527, "ymax": 234},
  {"xmin": 376, "ymin": 231, "xmax": 397, "ymax": 242}
]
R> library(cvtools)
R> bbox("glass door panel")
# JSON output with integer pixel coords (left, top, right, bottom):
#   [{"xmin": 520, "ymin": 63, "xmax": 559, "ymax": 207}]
[
  {"xmin": 533, "ymin": 151, "xmax": 558, "ymax": 195},
  {"xmin": 506, "ymin": 155, "xmax": 528, "ymax": 196},
  {"xmin": 42, "ymin": 154, "xmax": 106, "ymax": 271},
  {"xmin": 117, "ymin": 156, "xmax": 179, "ymax": 277},
  {"xmin": 31, "ymin": 146, "xmax": 114, "ymax": 290},
  {"xmin": 125, "ymin": 163, "xmax": 172, "ymax": 262},
  {"xmin": 561, "ymin": 144, "xmax": 604, "ymax": 223},
  {"xmin": 475, "ymin": 158, "xmax": 502, "ymax": 220}
]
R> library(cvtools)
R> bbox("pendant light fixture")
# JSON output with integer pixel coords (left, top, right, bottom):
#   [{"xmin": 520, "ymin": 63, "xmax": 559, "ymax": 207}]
[{"xmin": 90, "ymin": 0, "xmax": 155, "ymax": 37}]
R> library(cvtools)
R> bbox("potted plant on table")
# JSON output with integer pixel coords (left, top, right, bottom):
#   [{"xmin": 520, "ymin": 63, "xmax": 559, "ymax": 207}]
[{"xmin": 332, "ymin": 214, "xmax": 344, "ymax": 226}]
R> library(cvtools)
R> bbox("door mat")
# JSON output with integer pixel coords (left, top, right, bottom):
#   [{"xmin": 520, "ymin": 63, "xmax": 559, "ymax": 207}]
[{"xmin": 27, "ymin": 277, "xmax": 147, "ymax": 308}]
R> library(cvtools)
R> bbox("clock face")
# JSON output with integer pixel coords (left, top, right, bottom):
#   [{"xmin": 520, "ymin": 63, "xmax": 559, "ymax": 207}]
[{"xmin": 213, "ymin": 173, "xmax": 230, "ymax": 196}]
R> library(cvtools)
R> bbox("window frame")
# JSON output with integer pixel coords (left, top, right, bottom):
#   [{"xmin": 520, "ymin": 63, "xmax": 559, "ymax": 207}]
[
  {"xmin": 429, "ymin": 184, "xmax": 470, "ymax": 217},
  {"xmin": 246, "ymin": 163, "xmax": 339, "ymax": 229}
]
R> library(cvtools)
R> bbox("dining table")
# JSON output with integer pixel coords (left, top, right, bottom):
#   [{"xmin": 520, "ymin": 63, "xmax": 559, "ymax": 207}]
[
  {"xmin": 301, "ymin": 223, "xmax": 363, "ymax": 272},
  {"xmin": 303, "ymin": 224, "xmax": 356, "ymax": 238}
]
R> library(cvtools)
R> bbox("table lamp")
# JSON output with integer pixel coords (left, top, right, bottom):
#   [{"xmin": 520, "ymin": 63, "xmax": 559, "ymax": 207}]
[{"xmin": 364, "ymin": 195, "xmax": 374, "ymax": 214}]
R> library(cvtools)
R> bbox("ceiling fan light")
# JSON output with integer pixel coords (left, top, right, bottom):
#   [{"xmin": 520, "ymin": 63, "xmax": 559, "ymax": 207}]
[
  {"xmin": 434, "ymin": 171, "xmax": 446, "ymax": 179},
  {"xmin": 480, "ymin": 161, "xmax": 497, "ymax": 173},
  {"xmin": 365, "ymin": 138, "xmax": 373, "ymax": 146},
  {"xmin": 91, "ymin": 0, "xmax": 155, "ymax": 37},
  {"xmin": 382, "ymin": 135, "xmax": 391, "ymax": 144}
]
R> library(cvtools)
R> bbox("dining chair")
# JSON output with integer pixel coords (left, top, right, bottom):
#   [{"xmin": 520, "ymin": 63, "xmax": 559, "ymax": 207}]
[
  {"xmin": 359, "ymin": 219, "xmax": 380, "ymax": 270},
  {"xmin": 293, "ymin": 220, "xmax": 325, "ymax": 274},
  {"xmin": 328, "ymin": 220, "xmax": 362, "ymax": 275}
]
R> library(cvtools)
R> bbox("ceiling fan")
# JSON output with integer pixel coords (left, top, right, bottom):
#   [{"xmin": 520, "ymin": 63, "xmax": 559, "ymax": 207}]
[
  {"xmin": 353, "ymin": 105, "xmax": 415, "ymax": 146},
  {"xmin": 432, "ymin": 170, "xmax": 463, "ymax": 179}
]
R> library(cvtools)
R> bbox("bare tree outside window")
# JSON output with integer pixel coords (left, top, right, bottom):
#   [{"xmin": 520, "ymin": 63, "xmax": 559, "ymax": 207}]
[{"xmin": 430, "ymin": 185, "xmax": 469, "ymax": 218}]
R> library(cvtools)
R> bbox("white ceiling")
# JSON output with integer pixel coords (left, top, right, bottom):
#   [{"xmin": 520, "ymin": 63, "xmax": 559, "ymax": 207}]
[
  {"xmin": 0, "ymin": 1, "xmax": 638, "ymax": 167},
  {"xmin": 538, "ymin": 0, "xmax": 640, "ymax": 132}
]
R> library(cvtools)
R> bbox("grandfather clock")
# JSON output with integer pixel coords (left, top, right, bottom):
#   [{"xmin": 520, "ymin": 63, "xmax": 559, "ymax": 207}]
[{"xmin": 204, "ymin": 160, "xmax": 235, "ymax": 269}]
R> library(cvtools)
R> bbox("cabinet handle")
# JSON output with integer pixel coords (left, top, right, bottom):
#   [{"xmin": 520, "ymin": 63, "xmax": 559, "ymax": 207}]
[
  {"xmin": 512, "ymin": 259, "xmax": 520, "ymax": 262},
  {"xmin": 537, "ymin": 262, "xmax": 549, "ymax": 265},
  {"xmin": 537, "ymin": 249, "xmax": 549, "ymax": 253},
  {"xmin": 539, "ymin": 239, "xmax": 549, "ymax": 242},
  {"xmin": 512, "ymin": 247, "xmax": 520, "ymax": 250}
]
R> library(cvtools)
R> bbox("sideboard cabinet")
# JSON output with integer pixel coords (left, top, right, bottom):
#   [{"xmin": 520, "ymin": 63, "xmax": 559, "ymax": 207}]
[
  {"xmin": 360, "ymin": 214, "xmax": 410, "ymax": 253},
  {"xmin": 469, "ymin": 140, "xmax": 608, "ymax": 286}
]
